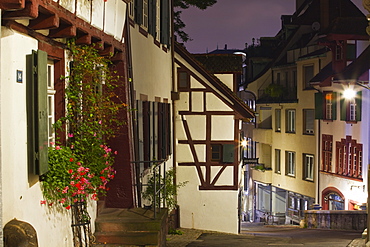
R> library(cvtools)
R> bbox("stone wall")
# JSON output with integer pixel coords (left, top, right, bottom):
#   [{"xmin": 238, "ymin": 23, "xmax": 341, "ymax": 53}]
[{"xmin": 304, "ymin": 210, "xmax": 367, "ymax": 231}]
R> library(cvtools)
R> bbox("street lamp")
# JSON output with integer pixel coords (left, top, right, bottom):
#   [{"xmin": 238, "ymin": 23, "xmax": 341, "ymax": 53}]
[{"xmin": 343, "ymin": 87, "xmax": 356, "ymax": 99}]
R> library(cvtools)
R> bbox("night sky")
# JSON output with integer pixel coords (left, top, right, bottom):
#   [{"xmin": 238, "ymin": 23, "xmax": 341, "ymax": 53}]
[{"xmin": 179, "ymin": 0, "xmax": 366, "ymax": 54}]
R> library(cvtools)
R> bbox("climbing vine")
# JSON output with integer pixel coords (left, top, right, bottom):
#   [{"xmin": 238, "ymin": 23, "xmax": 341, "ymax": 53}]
[{"xmin": 41, "ymin": 41, "xmax": 126, "ymax": 209}]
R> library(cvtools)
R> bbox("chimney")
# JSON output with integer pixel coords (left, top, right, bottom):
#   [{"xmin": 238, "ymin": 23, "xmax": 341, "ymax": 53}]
[
  {"xmin": 224, "ymin": 44, "xmax": 227, "ymax": 50},
  {"xmin": 320, "ymin": 0, "xmax": 330, "ymax": 30}
]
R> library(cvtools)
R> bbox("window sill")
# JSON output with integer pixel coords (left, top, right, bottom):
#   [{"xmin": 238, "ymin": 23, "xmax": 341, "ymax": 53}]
[{"xmin": 345, "ymin": 120, "xmax": 358, "ymax": 124}]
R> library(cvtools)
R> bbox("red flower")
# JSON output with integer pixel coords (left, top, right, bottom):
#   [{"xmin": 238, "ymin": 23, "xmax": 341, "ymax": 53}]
[
  {"xmin": 70, "ymin": 158, "xmax": 74, "ymax": 162},
  {"xmin": 68, "ymin": 169, "xmax": 73, "ymax": 174},
  {"xmin": 100, "ymin": 176, "xmax": 107, "ymax": 182},
  {"xmin": 66, "ymin": 205, "xmax": 71, "ymax": 210},
  {"xmin": 40, "ymin": 200, "xmax": 46, "ymax": 205}
]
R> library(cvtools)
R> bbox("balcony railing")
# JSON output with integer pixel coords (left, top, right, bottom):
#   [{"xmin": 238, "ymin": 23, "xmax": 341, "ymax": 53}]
[{"xmin": 257, "ymin": 84, "xmax": 297, "ymax": 103}]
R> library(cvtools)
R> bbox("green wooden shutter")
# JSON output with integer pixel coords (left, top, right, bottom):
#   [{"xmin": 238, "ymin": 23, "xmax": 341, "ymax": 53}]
[
  {"xmin": 27, "ymin": 50, "xmax": 48, "ymax": 175},
  {"xmin": 314, "ymin": 92, "xmax": 323, "ymax": 119},
  {"xmin": 356, "ymin": 91, "xmax": 362, "ymax": 121},
  {"xmin": 148, "ymin": 0, "xmax": 157, "ymax": 37},
  {"xmin": 223, "ymin": 144, "xmax": 234, "ymax": 163},
  {"xmin": 160, "ymin": 0, "xmax": 170, "ymax": 46},
  {"xmin": 340, "ymin": 93, "xmax": 346, "ymax": 121},
  {"xmin": 153, "ymin": 102, "xmax": 158, "ymax": 159},
  {"xmin": 332, "ymin": 92, "xmax": 337, "ymax": 120},
  {"xmin": 135, "ymin": 0, "xmax": 143, "ymax": 25}
]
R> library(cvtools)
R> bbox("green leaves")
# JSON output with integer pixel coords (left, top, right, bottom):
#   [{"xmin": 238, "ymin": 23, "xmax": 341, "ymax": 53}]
[{"xmin": 41, "ymin": 42, "xmax": 123, "ymax": 209}]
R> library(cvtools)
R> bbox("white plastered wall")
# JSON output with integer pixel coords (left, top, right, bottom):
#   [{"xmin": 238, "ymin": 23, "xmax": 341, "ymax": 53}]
[
  {"xmin": 177, "ymin": 166, "xmax": 239, "ymax": 233},
  {"xmin": 0, "ymin": 28, "xmax": 98, "ymax": 247}
]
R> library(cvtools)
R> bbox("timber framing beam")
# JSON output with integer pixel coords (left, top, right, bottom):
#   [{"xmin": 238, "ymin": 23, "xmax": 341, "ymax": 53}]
[{"xmin": 1, "ymin": 0, "xmax": 126, "ymax": 60}]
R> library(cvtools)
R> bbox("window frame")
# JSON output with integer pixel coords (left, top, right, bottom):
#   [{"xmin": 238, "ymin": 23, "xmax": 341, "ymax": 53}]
[
  {"xmin": 303, "ymin": 109, "xmax": 314, "ymax": 135},
  {"xmin": 285, "ymin": 151, "xmax": 296, "ymax": 177},
  {"xmin": 211, "ymin": 144, "xmax": 222, "ymax": 161},
  {"xmin": 275, "ymin": 109, "xmax": 281, "ymax": 132},
  {"xmin": 47, "ymin": 61, "xmax": 55, "ymax": 147},
  {"xmin": 178, "ymin": 69, "xmax": 190, "ymax": 90},
  {"xmin": 286, "ymin": 109, "xmax": 296, "ymax": 133},
  {"xmin": 303, "ymin": 153, "xmax": 314, "ymax": 181},
  {"xmin": 275, "ymin": 149, "xmax": 281, "ymax": 174},
  {"xmin": 303, "ymin": 64, "xmax": 314, "ymax": 89},
  {"xmin": 322, "ymin": 134, "xmax": 333, "ymax": 173}
]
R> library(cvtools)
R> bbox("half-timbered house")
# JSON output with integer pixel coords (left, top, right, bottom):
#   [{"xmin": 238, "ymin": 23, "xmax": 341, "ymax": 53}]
[{"xmin": 174, "ymin": 43, "xmax": 254, "ymax": 234}]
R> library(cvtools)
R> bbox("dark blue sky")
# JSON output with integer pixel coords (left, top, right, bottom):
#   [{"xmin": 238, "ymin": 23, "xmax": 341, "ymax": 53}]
[{"xmin": 180, "ymin": 0, "xmax": 365, "ymax": 54}]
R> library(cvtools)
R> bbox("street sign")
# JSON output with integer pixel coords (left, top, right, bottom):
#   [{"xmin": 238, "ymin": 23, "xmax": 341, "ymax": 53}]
[{"xmin": 243, "ymin": 158, "xmax": 259, "ymax": 164}]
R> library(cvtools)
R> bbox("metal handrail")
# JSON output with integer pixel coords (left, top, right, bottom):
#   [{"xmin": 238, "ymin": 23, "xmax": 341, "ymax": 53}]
[{"xmin": 131, "ymin": 159, "xmax": 167, "ymax": 219}]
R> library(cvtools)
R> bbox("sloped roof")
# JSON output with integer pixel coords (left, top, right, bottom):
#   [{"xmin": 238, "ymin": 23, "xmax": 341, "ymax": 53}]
[
  {"xmin": 292, "ymin": 0, "xmax": 365, "ymax": 26},
  {"xmin": 298, "ymin": 47, "xmax": 329, "ymax": 60},
  {"xmin": 321, "ymin": 17, "xmax": 368, "ymax": 37},
  {"xmin": 310, "ymin": 45, "xmax": 370, "ymax": 84},
  {"xmin": 174, "ymin": 42, "xmax": 254, "ymax": 119},
  {"xmin": 309, "ymin": 62, "xmax": 334, "ymax": 84},
  {"xmin": 248, "ymin": 0, "xmax": 367, "ymax": 84},
  {"xmin": 192, "ymin": 54, "xmax": 243, "ymax": 74},
  {"xmin": 333, "ymin": 44, "xmax": 370, "ymax": 81}
]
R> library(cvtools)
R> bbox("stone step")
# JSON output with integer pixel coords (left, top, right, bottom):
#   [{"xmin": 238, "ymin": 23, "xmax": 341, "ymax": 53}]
[
  {"xmin": 94, "ymin": 231, "xmax": 159, "ymax": 246},
  {"xmin": 93, "ymin": 243, "xmax": 157, "ymax": 247},
  {"xmin": 95, "ymin": 219, "xmax": 162, "ymax": 232}
]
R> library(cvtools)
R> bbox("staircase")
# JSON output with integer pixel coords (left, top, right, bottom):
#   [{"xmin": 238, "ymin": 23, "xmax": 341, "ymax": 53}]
[{"xmin": 93, "ymin": 207, "xmax": 168, "ymax": 247}]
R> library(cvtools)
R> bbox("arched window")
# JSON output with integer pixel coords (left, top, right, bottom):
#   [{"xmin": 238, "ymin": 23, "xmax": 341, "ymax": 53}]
[{"xmin": 322, "ymin": 187, "xmax": 345, "ymax": 210}]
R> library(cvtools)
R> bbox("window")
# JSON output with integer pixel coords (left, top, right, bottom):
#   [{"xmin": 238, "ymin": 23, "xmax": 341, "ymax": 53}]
[
  {"xmin": 155, "ymin": 0, "xmax": 161, "ymax": 40},
  {"xmin": 314, "ymin": 92, "xmax": 337, "ymax": 120},
  {"xmin": 129, "ymin": 0, "xmax": 134, "ymax": 18},
  {"xmin": 303, "ymin": 154, "xmax": 314, "ymax": 181},
  {"xmin": 322, "ymin": 134, "xmax": 333, "ymax": 173},
  {"xmin": 275, "ymin": 109, "xmax": 281, "ymax": 132},
  {"xmin": 276, "ymin": 72, "xmax": 281, "ymax": 85},
  {"xmin": 336, "ymin": 41, "xmax": 344, "ymax": 60},
  {"xmin": 27, "ymin": 50, "xmax": 49, "ymax": 175},
  {"xmin": 346, "ymin": 40, "xmax": 356, "ymax": 61},
  {"xmin": 275, "ymin": 149, "xmax": 281, "ymax": 174},
  {"xmin": 303, "ymin": 65, "xmax": 314, "ymax": 89},
  {"xmin": 211, "ymin": 144, "xmax": 222, "ymax": 161},
  {"xmin": 47, "ymin": 61, "xmax": 55, "ymax": 147},
  {"xmin": 303, "ymin": 109, "xmax": 314, "ymax": 134},
  {"xmin": 286, "ymin": 109, "xmax": 295, "ymax": 133},
  {"xmin": 285, "ymin": 151, "xmax": 295, "ymax": 176},
  {"xmin": 335, "ymin": 136, "xmax": 362, "ymax": 178},
  {"xmin": 134, "ymin": 100, "xmax": 171, "ymax": 168},
  {"xmin": 143, "ymin": 0, "xmax": 148, "ymax": 29},
  {"xmin": 325, "ymin": 92, "xmax": 333, "ymax": 120},
  {"xmin": 340, "ymin": 91, "xmax": 362, "ymax": 122},
  {"xmin": 178, "ymin": 70, "xmax": 190, "ymax": 89},
  {"xmin": 324, "ymin": 192, "xmax": 344, "ymax": 210}
]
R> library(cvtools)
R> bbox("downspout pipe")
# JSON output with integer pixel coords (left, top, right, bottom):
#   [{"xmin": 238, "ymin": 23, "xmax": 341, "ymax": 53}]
[{"xmin": 0, "ymin": 8, "xmax": 3, "ymax": 244}]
